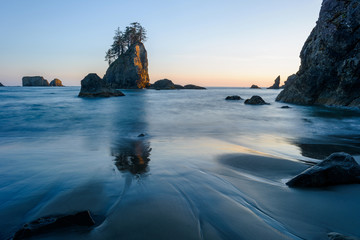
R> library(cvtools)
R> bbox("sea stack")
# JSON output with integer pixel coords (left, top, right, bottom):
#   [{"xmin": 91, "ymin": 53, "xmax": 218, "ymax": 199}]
[
  {"xmin": 22, "ymin": 76, "xmax": 49, "ymax": 86},
  {"xmin": 276, "ymin": 0, "xmax": 360, "ymax": 107},
  {"xmin": 0, "ymin": 82, "xmax": 4, "ymax": 87},
  {"xmin": 49, "ymin": 78, "xmax": 63, "ymax": 86},
  {"xmin": 78, "ymin": 73, "xmax": 125, "ymax": 97},
  {"xmin": 267, "ymin": 76, "xmax": 280, "ymax": 89},
  {"xmin": 103, "ymin": 42, "xmax": 150, "ymax": 89}
]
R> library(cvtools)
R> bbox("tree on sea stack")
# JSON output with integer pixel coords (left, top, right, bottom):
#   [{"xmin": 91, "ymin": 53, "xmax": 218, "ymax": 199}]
[{"xmin": 103, "ymin": 22, "xmax": 150, "ymax": 89}]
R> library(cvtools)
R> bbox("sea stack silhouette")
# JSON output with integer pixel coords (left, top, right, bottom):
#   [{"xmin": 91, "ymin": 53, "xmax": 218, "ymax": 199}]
[
  {"xmin": 276, "ymin": 0, "xmax": 360, "ymax": 107},
  {"xmin": 103, "ymin": 42, "xmax": 149, "ymax": 89}
]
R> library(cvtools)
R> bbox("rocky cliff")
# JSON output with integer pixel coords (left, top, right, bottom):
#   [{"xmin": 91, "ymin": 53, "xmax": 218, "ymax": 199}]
[
  {"xmin": 103, "ymin": 42, "xmax": 149, "ymax": 89},
  {"xmin": 22, "ymin": 76, "xmax": 49, "ymax": 86},
  {"xmin": 276, "ymin": 0, "xmax": 360, "ymax": 107}
]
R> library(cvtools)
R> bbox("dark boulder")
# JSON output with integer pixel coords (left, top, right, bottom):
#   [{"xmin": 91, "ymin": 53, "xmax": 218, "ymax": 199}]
[
  {"xmin": 22, "ymin": 76, "xmax": 49, "ymax": 86},
  {"xmin": 78, "ymin": 73, "xmax": 125, "ymax": 97},
  {"xmin": 276, "ymin": 0, "xmax": 360, "ymax": 107},
  {"xmin": 183, "ymin": 84, "xmax": 206, "ymax": 89},
  {"xmin": 281, "ymin": 106, "xmax": 291, "ymax": 109},
  {"xmin": 149, "ymin": 79, "xmax": 179, "ymax": 90},
  {"xmin": 49, "ymin": 78, "xmax": 63, "ymax": 86},
  {"xmin": 103, "ymin": 42, "xmax": 149, "ymax": 89},
  {"xmin": 250, "ymin": 84, "xmax": 261, "ymax": 89},
  {"xmin": 13, "ymin": 211, "xmax": 95, "ymax": 240},
  {"xmin": 287, "ymin": 152, "xmax": 360, "ymax": 188},
  {"xmin": 267, "ymin": 76, "xmax": 280, "ymax": 89},
  {"xmin": 328, "ymin": 232, "xmax": 360, "ymax": 240},
  {"xmin": 244, "ymin": 95, "xmax": 269, "ymax": 105},
  {"xmin": 225, "ymin": 95, "xmax": 243, "ymax": 100}
]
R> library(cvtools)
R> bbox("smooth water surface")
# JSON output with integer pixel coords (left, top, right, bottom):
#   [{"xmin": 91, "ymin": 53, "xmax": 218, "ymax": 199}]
[{"xmin": 1, "ymin": 87, "xmax": 360, "ymax": 239}]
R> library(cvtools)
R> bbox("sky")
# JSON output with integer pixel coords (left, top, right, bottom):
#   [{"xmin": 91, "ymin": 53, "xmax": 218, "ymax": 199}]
[{"xmin": 0, "ymin": 0, "xmax": 323, "ymax": 87}]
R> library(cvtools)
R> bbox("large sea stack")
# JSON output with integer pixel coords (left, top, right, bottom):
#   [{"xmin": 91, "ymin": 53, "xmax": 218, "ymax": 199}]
[
  {"xmin": 22, "ymin": 76, "xmax": 49, "ymax": 86},
  {"xmin": 276, "ymin": 0, "xmax": 360, "ymax": 107},
  {"xmin": 103, "ymin": 42, "xmax": 149, "ymax": 89}
]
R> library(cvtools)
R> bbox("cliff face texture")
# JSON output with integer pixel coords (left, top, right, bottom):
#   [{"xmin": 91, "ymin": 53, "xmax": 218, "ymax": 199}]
[
  {"xmin": 276, "ymin": 0, "xmax": 360, "ymax": 107},
  {"xmin": 104, "ymin": 42, "xmax": 149, "ymax": 89}
]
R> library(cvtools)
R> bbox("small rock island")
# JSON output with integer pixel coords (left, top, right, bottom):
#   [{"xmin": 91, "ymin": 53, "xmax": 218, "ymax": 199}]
[
  {"xmin": 267, "ymin": 76, "xmax": 280, "ymax": 89},
  {"xmin": 148, "ymin": 79, "xmax": 205, "ymax": 90},
  {"xmin": 276, "ymin": 0, "xmax": 360, "ymax": 107},
  {"xmin": 22, "ymin": 76, "xmax": 50, "ymax": 86}
]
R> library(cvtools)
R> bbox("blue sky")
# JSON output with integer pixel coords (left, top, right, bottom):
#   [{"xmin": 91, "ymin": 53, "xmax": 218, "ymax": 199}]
[{"xmin": 0, "ymin": 0, "xmax": 322, "ymax": 86}]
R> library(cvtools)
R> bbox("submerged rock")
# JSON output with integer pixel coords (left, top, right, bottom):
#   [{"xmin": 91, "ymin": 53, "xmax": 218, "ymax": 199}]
[
  {"xmin": 287, "ymin": 152, "xmax": 360, "ymax": 188},
  {"xmin": 328, "ymin": 232, "xmax": 360, "ymax": 240},
  {"xmin": 22, "ymin": 76, "xmax": 49, "ymax": 86},
  {"xmin": 281, "ymin": 106, "xmax": 291, "ymax": 109},
  {"xmin": 49, "ymin": 78, "xmax": 63, "ymax": 86},
  {"xmin": 104, "ymin": 42, "xmax": 150, "ymax": 89},
  {"xmin": 276, "ymin": 0, "xmax": 360, "ymax": 107},
  {"xmin": 267, "ymin": 76, "xmax": 280, "ymax": 89},
  {"xmin": 183, "ymin": 84, "xmax": 206, "ymax": 89},
  {"xmin": 244, "ymin": 95, "xmax": 269, "ymax": 105},
  {"xmin": 250, "ymin": 84, "xmax": 261, "ymax": 89},
  {"xmin": 13, "ymin": 211, "xmax": 95, "ymax": 240},
  {"xmin": 78, "ymin": 73, "xmax": 125, "ymax": 97},
  {"xmin": 225, "ymin": 95, "xmax": 242, "ymax": 100}
]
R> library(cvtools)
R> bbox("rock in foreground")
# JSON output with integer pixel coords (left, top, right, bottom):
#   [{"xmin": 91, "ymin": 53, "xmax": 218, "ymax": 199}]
[
  {"xmin": 267, "ymin": 76, "xmax": 280, "ymax": 89},
  {"xmin": 78, "ymin": 73, "xmax": 124, "ymax": 97},
  {"xmin": 244, "ymin": 95, "xmax": 269, "ymax": 105},
  {"xmin": 276, "ymin": 0, "xmax": 360, "ymax": 107},
  {"xmin": 287, "ymin": 152, "xmax": 360, "ymax": 188},
  {"xmin": 49, "ymin": 78, "xmax": 63, "ymax": 86},
  {"xmin": 104, "ymin": 42, "xmax": 150, "ymax": 89},
  {"xmin": 225, "ymin": 95, "xmax": 242, "ymax": 100},
  {"xmin": 22, "ymin": 76, "xmax": 49, "ymax": 86},
  {"xmin": 13, "ymin": 211, "xmax": 95, "ymax": 240}
]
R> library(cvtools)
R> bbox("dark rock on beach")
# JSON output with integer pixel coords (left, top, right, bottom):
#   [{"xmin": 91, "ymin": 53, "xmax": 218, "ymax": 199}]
[
  {"xmin": 328, "ymin": 232, "xmax": 360, "ymax": 240},
  {"xmin": 104, "ymin": 42, "xmax": 150, "ymax": 89},
  {"xmin": 49, "ymin": 78, "xmax": 63, "ymax": 86},
  {"xmin": 267, "ymin": 76, "xmax": 280, "ymax": 89},
  {"xmin": 225, "ymin": 95, "xmax": 242, "ymax": 100},
  {"xmin": 78, "ymin": 73, "xmax": 125, "ymax": 97},
  {"xmin": 250, "ymin": 84, "xmax": 261, "ymax": 89},
  {"xmin": 287, "ymin": 152, "xmax": 360, "ymax": 188},
  {"xmin": 276, "ymin": 0, "xmax": 360, "ymax": 107},
  {"xmin": 244, "ymin": 95, "xmax": 269, "ymax": 105},
  {"xmin": 13, "ymin": 211, "xmax": 95, "ymax": 240},
  {"xmin": 22, "ymin": 76, "xmax": 49, "ymax": 86}
]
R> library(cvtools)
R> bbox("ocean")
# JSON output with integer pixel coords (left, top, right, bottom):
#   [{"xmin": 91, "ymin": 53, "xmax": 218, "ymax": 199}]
[{"xmin": 1, "ymin": 86, "xmax": 360, "ymax": 239}]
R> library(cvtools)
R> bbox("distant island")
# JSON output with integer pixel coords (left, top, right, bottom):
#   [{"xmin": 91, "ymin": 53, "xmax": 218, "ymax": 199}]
[{"xmin": 22, "ymin": 76, "xmax": 63, "ymax": 87}]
